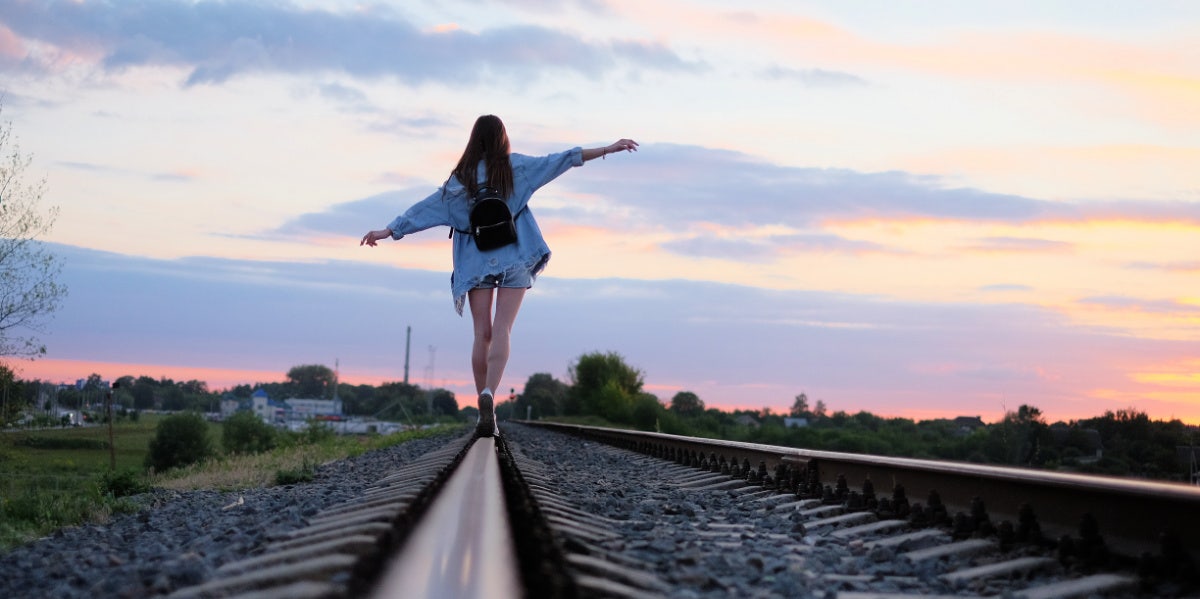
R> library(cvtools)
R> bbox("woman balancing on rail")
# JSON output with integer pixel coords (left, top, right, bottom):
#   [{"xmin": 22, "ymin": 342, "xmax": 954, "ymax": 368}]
[{"xmin": 361, "ymin": 115, "xmax": 638, "ymax": 437}]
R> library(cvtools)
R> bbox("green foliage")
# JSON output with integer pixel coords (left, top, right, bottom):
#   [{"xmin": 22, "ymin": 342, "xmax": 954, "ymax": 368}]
[
  {"xmin": 98, "ymin": 468, "xmax": 149, "ymax": 498},
  {"xmin": 13, "ymin": 436, "xmax": 108, "ymax": 450},
  {"xmin": 286, "ymin": 364, "xmax": 336, "ymax": 398},
  {"xmin": 274, "ymin": 459, "xmax": 316, "ymax": 486},
  {"xmin": 430, "ymin": 389, "xmax": 459, "ymax": 416},
  {"xmin": 302, "ymin": 419, "xmax": 334, "ymax": 445},
  {"xmin": 568, "ymin": 351, "xmax": 643, "ymax": 418},
  {"xmin": 145, "ymin": 412, "xmax": 214, "ymax": 473},
  {"xmin": 1, "ymin": 365, "xmax": 25, "ymax": 425},
  {"xmin": 0, "ymin": 414, "xmax": 162, "ymax": 549},
  {"xmin": 631, "ymin": 394, "xmax": 665, "ymax": 431},
  {"xmin": 669, "ymin": 391, "xmax": 704, "ymax": 415},
  {"xmin": 522, "ymin": 373, "xmax": 569, "ymax": 418},
  {"xmin": 221, "ymin": 410, "xmax": 277, "ymax": 455}
]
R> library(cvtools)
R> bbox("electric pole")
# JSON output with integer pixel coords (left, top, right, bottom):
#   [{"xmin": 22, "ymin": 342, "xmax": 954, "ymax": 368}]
[{"xmin": 403, "ymin": 326, "xmax": 411, "ymax": 385}]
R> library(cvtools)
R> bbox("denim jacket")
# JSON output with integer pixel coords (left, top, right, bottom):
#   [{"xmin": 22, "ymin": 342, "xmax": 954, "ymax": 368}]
[{"xmin": 387, "ymin": 147, "xmax": 585, "ymax": 314}]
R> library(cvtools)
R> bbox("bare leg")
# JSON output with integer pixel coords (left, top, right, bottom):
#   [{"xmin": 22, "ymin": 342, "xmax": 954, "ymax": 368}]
[
  {"xmin": 485, "ymin": 287, "xmax": 526, "ymax": 393},
  {"xmin": 467, "ymin": 288, "xmax": 495, "ymax": 394}
]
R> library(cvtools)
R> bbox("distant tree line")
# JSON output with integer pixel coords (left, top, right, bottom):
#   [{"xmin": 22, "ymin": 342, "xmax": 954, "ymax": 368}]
[
  {"xmin": 503, "ymin": 353, "xmax": 1198, "ymax": 484},
  {"xmin": 1, "ymin": 363, "xmax": 460, "ymax": 427},
  {"xmin": 4, "ymin": 353, "xmax": 1197, "ymax": 482}
]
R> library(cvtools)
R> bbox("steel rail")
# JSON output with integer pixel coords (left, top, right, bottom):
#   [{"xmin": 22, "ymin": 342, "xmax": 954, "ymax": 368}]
[
  {"xmin": 527, "ymin": 421, "xmax": 1200, "ymax": 561},
  {"xmin": 370, "ymin": 436, "xmax": 521, "ymax": 599}
]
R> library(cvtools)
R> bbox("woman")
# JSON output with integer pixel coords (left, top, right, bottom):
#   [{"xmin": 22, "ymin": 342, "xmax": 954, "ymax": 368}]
[{"xmin": 361, "ymin": 115, "xmax": 638, "ymax": 436}]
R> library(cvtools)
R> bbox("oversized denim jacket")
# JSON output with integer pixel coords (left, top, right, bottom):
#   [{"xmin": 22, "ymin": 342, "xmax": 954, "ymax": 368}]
[{"xmin": 387, "ymin": 147, "xmax": 584, "ymax": 314}]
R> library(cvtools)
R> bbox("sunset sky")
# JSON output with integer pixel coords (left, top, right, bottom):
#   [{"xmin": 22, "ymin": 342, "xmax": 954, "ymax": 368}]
[{"xmin": 2, "ymin": 1, "xmax": 1198, "ymax": 424}]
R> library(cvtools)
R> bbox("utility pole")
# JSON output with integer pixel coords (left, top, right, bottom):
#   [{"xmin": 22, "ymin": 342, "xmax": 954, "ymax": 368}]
[
  {"xmin": 105, "ymin": 383, "xmax": 117, "ymax": 470},
  {"xmin": 425, "ymin": 345, "xmax": 437, "ymax": 414},
  {"xmin": 403, "ymin": 326, "xmax": 411, "ymax": 385}
]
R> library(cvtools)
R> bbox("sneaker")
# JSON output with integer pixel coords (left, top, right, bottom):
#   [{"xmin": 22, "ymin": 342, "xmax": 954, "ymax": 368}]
[{"xmin": 476, "ymin": 391, "xmax": 496, "ymax": 437}]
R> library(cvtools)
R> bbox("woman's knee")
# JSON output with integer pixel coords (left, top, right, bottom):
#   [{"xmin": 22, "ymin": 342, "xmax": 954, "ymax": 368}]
[{"xmin": 474, "ymin": 326, "xmax": 493, "ymax": 344}]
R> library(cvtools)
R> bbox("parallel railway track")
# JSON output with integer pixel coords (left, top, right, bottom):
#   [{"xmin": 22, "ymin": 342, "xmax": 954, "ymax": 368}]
[{"xmin": 167, "ymin": 422, "xmax": 1200, "ymax": 598}]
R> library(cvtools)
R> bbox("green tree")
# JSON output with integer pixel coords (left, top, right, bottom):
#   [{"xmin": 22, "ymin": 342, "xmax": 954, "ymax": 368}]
[
  {"xmin": 287, "ymin": 364, "xmax": 336, "ymax": 399},
  {"xmin": 522, "ymin": 372, "xmax": 568, "ymax": 418},
  {"xmin": 669, "ymin": 391, "xmax": 705, "ymax": 416},
  {"xmin": 222, "ymin": 410, "xmax": 276, "ymax": 454},
  {"xmin": 0, "ymin": 363, "xmax": 24, "ymax": 424},
  {"xmin": 567, "ymin": 351, "xmax": 643, "ymax": 419},
  {"xmin": 145, "ymin": 412, "xmax": 214, "ymax": 472},
  {"xmin": 790, "ymin": 392, "xmax": 810, "ymax": 418},
  {"xmin": 0, "ymin": 105, "xmax": 68, "ymax": 358},
  {"xmin": 631, "ymin": 393, "xmax": 665, "ymax": 431},
  {"xmin": 987, "ymin": 404, "xmax": 1050, "ymax": 465},
  {"xmin": 430, "ymin": 389, "xmax": 458, "ymax": 417},
  {"xmin": 130, "ymin": 376, "xmax": 157, "ymax": 410}
]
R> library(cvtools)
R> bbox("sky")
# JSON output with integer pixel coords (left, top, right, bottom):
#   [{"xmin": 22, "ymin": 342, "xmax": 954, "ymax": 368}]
[{"xmin": 1, "ymin": 0, "xmax": 1198, "ymax": 424}]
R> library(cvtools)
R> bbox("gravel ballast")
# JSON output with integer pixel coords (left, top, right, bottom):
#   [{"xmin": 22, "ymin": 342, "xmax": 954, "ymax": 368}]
[
  {"xmin": 0, "ymin": 429, "xmax": 465, "ymax": 598},
  {"xmin": 1, "ymin": 423, "xmax": 1157, "ymax": 598}
]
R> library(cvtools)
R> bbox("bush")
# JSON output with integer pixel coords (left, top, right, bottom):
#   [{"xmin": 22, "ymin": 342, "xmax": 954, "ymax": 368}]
[
  {"xmin": 222, "ymin": 411, "xmax": 276, "ymax": 455},
  {"xmin": 99, "ymin": 468, "xmax": 149, "ymax": 498},
  {"xmin": 302, "ymin": 420, "xmax": 334, "ymax": 445},
  {"xmin": 13, "ymin": 436, "xmax": 108, "ymax": 450},
  {"xmin": 145, "ymin": 412, "xmax": 214, "ymax": 473},
  {"xmin": 274, "ymin": 459, "xmax": 316, "ymax": 486}
]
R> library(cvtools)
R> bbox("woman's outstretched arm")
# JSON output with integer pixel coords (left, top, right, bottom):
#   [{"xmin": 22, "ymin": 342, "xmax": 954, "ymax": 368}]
[{"xmin": 582, "ymin": 139, "xmax": 639, "ymax": 162}]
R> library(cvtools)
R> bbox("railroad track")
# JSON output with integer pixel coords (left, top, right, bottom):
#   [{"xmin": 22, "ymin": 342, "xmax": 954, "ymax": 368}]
[{"xmin": 166, "ymin": 422, "xmax": 1200, "ymax": 598}]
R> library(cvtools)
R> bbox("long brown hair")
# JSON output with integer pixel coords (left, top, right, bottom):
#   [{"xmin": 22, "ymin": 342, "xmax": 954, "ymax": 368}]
[{"xmin": 447, "ymin": 115, "xmax": 513, "ymax": 199}]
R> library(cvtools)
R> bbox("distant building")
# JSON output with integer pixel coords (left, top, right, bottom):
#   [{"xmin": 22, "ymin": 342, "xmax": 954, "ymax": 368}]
[
  {"xmin": 251, "ymin": 389, "xmax": 288, "ymax": 424},
  {"xmin": 784, "ymin": 417, "xmax": 809, "ymax": 428},
  {"xmin": 286, "ymin": 398, "xmax": 344, "ymax": 420},
  {"xmin": 219, "ymin": 394, "xmax": 243, "ymax": 419},
  {"xmin": 245, "ymin": 389, "xmax": 343, "ymax": 424}
]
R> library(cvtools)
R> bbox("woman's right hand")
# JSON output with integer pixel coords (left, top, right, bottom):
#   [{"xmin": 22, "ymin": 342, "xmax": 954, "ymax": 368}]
[{"xmin": 360, "ymin": 229, "xmax": 392, "ymax": 246}]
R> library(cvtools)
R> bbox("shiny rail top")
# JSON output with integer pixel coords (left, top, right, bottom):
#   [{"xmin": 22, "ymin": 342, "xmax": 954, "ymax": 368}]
[{"xmin": 372, "ymin": 437, "xmax": 520, "ymax": 599}]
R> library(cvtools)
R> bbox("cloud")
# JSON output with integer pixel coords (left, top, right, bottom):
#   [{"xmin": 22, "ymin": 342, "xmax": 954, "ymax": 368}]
[
  {"xmin": 761, "ymin": 65, "xmax": 868, "ymax": 87},
  {"xmin": 315, "ymin": 82, "xmax": 374, "ymax": 113},
  {"xmin": 56, "ymin": 160, "xmax": 196, "ymax": 183},
  {"xmin": 1125, "ymin": 261, "xmax": 1200, "ymax": 273},
  {"xmin": 980, "ymin": 284, "xmax": 1033, "ymax": 293},
  {"xmin": 961, "ymin": 237, "xmax": 1074, "ymax": 254},
  {"xmin": 272, "ymin": 143, "xmax": 1200, "ymax": 260},
  {"xmin": 0, "ymin": 0, "xmax": 702, "ymax": 84},
  {"xmin": 262, "ymin": 189, "xmax": 418, "ymax": 239},
  {"xmin": 1078, "ymin": 296, "xmax": 1200, "ymax": 316},
  {"xmin": 661, "ymin": 232, "xmax": 891, "ymax": 261},
  {"xmin": 554, "ymin": 144, "xmax": 1200, "ymax": 230}
]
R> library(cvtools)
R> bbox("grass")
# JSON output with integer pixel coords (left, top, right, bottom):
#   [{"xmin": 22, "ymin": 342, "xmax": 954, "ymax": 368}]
[
  {"xmin": 0, "ymin": 415, "xmax": 462, "ymax": 550},
  {"xmin": 149, "ymin": 424, "xmax": 459, "ymax": 491}
]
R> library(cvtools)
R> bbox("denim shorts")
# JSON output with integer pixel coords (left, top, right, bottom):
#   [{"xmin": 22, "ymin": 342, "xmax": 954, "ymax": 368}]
[{"xmin": 473, "ymin": 263, "xmax": 534, "ymax": 290}]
